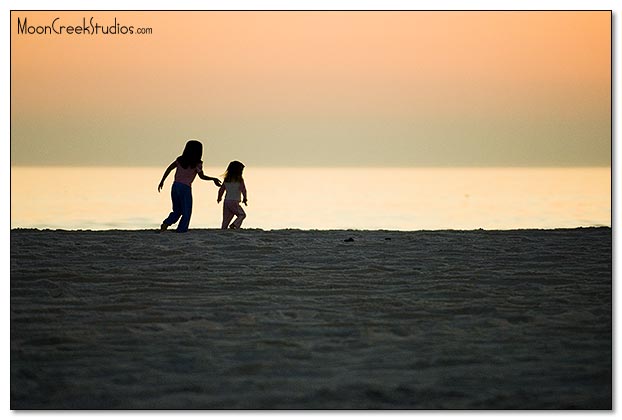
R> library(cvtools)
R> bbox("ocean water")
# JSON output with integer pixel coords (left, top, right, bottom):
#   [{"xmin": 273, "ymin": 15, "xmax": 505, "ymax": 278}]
[{"xmin": 10, "ymin": 166, "xmax": 610, "ymax": 231}]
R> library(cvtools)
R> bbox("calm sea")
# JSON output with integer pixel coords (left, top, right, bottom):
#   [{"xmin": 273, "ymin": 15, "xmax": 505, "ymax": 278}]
[{"xmin": 10, "ymin": 167, "xmax": 610, "ymax": 231}]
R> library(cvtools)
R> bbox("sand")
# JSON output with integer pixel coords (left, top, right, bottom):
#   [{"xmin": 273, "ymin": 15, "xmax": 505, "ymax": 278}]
[{"xmin": 10, "ymin": 228, "xmax": 611, "ymax": 409}]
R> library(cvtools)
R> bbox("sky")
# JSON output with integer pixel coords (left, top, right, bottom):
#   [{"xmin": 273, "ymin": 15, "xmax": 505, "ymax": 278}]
[{"xmin": 10, "ymin": 10, "xmax": 611, "ymax": 167}]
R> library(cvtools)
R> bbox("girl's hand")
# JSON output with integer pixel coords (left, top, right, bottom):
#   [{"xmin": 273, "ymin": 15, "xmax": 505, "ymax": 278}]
[
  {"xmin": 158, "ymin": 182, "xmax": 164, "ymax": 192},
  {"xmin": 213, "ymin": 178, "xmax": 222, "ymax": 187},
  {"xmin": 243, "ymin": 199, "xmax": 248, "ymax": 206},
  {"xmin": 217, "ymin": 198, "xmax": 222, "ymax": 204}
]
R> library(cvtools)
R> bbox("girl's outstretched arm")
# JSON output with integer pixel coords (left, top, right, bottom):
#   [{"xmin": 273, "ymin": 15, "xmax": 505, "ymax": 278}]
[
  {"xmin": 198, "ymin": 171, "xmax": 222, "ymax": 187},
  {"xmin": 158, "ymin": 161, "xmax": 177, "ymax": 192}
]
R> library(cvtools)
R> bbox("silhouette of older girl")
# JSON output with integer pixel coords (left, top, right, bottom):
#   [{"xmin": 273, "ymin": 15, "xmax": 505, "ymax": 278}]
[{"xmin": 158, "ymin": 140, "xmax": 221, "ymax": 232}]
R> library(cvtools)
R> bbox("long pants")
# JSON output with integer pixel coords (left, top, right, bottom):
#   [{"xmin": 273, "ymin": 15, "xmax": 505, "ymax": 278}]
[
  {"xmin": 163, "ymin": 182, "xmax": 193, "ymax": 232},
  {"xmin": 222, "ymin": 199, "xmax": 246, "ymax": 229}
]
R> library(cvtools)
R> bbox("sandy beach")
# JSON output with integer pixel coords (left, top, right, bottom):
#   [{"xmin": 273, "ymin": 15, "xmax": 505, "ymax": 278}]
[{"xmin": 10, "ymin": 227, "xmax": 611, "ymax": 409}]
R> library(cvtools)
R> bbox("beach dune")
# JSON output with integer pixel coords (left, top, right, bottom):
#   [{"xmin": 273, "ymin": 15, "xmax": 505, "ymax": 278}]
[{"xmin": 10, "ymin": 228, "xmax": 611, "ymax": 409}]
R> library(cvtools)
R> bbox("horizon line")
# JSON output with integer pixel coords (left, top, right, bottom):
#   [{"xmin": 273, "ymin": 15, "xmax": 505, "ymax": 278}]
[{"xmin": 9, "ymin": 164, "xmax": 613, "ymax": 169}]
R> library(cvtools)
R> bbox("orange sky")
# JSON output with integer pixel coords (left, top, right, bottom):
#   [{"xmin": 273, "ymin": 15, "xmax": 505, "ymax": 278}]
[{"xmin": 11, "ymin": 11, "xmax": 611, "ymax": 166}]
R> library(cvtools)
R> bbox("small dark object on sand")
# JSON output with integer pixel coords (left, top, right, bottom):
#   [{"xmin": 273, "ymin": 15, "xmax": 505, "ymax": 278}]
[
  {"xmin": 344, "ymin": 237, "xmax": 354, "ymax": 242},
  {"xmin": 385, "ymin": 237, "xmax": 392, "ymax": 241}
]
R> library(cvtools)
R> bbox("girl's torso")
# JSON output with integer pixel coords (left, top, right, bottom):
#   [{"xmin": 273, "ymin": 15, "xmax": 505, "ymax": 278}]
[
  {"xmin": 174, "ymin": 160, "xmax": 202, "ymax": 186},
  {"xmin": 223, "ymin": 181, "xmax": 244, "ymax": 201}
]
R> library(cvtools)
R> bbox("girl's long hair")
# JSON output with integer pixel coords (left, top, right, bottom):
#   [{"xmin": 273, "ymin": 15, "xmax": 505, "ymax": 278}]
[
  {"xmin": 177, "ymin": 140, "xmax": 203, "ymax": 169},
  {"xmin": 223, "ymin": 161, "xmax": 245, "ymax": 183}
]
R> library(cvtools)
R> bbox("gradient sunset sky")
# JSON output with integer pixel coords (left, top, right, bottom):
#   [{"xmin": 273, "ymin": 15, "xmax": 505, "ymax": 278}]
[{"xmin": 11, "ymin": 11, "xmax": 611, "ymax": 167}]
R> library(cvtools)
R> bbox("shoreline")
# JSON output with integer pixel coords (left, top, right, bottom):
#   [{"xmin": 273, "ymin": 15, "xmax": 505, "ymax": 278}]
[{"xmin": 10, "ymin": 225, "xmax": 612, "ymax": 233}]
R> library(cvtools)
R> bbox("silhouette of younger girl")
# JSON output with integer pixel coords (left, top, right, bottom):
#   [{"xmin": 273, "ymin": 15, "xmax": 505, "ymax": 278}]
[{"xmin": 217, "ymin": 161, "xmax": 248, "ymax": 229}]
